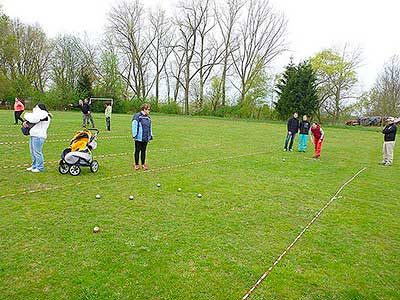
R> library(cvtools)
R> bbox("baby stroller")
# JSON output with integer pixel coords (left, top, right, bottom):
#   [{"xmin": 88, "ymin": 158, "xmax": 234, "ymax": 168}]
[{"xmin": 59, "ymin": 129, "xmax": 99, "ymax": 176}]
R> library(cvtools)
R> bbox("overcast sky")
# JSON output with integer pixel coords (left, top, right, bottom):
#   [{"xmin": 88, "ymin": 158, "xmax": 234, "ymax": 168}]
[{"xmin": 2, "ymin": 0, "xmax": 399, "ymax": 89}]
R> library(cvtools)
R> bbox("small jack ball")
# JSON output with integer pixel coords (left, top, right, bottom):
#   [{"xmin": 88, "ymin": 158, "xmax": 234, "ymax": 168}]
[
  {"xmin": 197, "ymin": 193, "xmax": 202, "ymax": 198},
  {"xmin": 178, "ymin": 188, "xmax": 182, "ymax": 192},
  {"xmin": 129, "ymin": 195, "xmax": 134, "ymax": 200},
  {"xmin": 96, "ymin": 194, "xmax": 101, "ymax": 199},
  {"xmin": 157, "ymin": 183, "xmax": 161, "ymax": 187},
  {"xmin": 93, "ymin": 226, "xmax": 100, "ymax": 233}
]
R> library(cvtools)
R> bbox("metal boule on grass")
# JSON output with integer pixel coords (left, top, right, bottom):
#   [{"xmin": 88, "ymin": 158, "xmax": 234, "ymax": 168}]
[{"xmin": 93, "ymin": 226, "xmax": 101, "ymax": 233}]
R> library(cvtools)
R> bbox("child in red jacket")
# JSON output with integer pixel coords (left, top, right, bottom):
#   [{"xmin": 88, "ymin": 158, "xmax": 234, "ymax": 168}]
[{"xmin": 311, "ymin": 122, "xmax": 324, "ymax": 159}]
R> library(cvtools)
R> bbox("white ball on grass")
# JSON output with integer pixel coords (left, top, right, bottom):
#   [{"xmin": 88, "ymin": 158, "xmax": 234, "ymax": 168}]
[
  {"xmin": 95, "ymin": 194, "xmax": 101, "ymax": 199},
  {"xmin": 129, "ymin": 195, "xmax": 134, "ymax": 200},
  {"xmin": 93, "ymin": 226, "xmax": 100, "ymax": 233},
  {"xmin": 178, "ymin": 188, "xmax": 182, "ymax": 192},
  {"xmin": 156, "ymin": 183, "xmax": 161, "ymax": 187},
  {"xmin": 197, "ymin": 193, "xmax": 202, "ymax": 198}
]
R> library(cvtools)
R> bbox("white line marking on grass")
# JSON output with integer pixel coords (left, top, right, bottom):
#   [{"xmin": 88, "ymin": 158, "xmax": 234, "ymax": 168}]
[
  {"xmin": 0, "ymin": 151, "xmax": 266, "ymax": 200},
  {"xmin": 0, "ymin": 136, "xmax": 131, "ymax": 145},
  {"xmin": 241, "ymin": 167, "xmax": 367, "ymax": 300},
  {"xmin": 0, "ymin": 144, "xmax": 222, "ymax": 169}
]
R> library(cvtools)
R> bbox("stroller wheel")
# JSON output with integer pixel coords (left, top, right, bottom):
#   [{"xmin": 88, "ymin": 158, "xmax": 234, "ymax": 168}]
[
  {"xmin": 58, "ymin": 162, "xmax": 69, "ymax": 174},
  {"xmin": 69, "ymin": 164, "xmax": 81, "ymax": 176},
  {"xmin": 90, "ymin": 160, "xmax": 99, "ymax": 173}
]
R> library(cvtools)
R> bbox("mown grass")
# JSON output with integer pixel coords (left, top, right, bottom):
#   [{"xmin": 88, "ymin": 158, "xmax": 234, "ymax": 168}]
[{"xmin": 0, "ymin": 110, "xmax": 398, "ymax": 300}]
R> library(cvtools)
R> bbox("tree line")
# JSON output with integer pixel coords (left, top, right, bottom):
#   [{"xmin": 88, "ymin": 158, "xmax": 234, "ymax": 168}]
[{"xmin": 0, "ymin": 1, "xmax": 399, "ymax": 122}]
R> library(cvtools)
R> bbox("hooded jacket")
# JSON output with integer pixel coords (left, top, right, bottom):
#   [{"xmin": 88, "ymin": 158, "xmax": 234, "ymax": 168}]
[{"xmin": 132, "ymin": 112, "xmax": 152, "ymax": 142}]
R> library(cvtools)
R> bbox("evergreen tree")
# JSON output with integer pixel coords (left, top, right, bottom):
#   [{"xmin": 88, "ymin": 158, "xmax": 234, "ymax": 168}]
[{"xmin": 275, "ymin": 60, "xmax": 318, "ymax": 120}]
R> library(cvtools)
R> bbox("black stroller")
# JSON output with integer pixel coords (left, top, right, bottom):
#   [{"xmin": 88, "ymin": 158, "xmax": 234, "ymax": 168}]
[{"xmin": 58, "ymin": 129, "xmax": 99, "ymax": 176}]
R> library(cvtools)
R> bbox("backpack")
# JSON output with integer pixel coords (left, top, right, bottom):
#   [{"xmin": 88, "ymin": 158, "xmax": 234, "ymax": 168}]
[
  {"xmin": 21, "ymin": 121, "xmax": 36, "ymax": 136},
  {"xmin": 21, "ymin": 116, "xmax": 49, "ymax": 136}
]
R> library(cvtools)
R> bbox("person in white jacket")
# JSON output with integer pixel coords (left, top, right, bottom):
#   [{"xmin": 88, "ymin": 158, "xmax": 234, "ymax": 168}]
[{"xmin": 23, "ymin": 104, "xmax": 52, "ymax": 172}]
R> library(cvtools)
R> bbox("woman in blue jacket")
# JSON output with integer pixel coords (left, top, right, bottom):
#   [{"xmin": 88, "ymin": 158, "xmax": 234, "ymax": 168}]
[{"xmin": 132, "ymin": 103, "xmax": 153, "ymax": 170}]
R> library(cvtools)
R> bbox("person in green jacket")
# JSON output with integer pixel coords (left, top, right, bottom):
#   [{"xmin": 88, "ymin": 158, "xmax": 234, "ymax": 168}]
[{"xmin": 105, "ymin": 103, "xmax": 112, "ymax": 131}]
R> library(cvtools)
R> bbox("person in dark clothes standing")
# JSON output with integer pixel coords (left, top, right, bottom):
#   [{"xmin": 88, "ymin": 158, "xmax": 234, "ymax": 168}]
[
  {"xmin": 381, "ymin": 117, "xmax": 397, "ymax": 166},
  {"xmin": 284, "ymin": 112, "xmax": 299, "ymax": 152},
  {"xmin": 298, "ymin": 115, "xmax": 311, "ymax": 152},
  {"xmin": 83, "ymin": 98, "xmax": 95, "ymax": 128},
  {"xmin": 132, "ymin": 103, "xmax": 153, "ymax": 170}
]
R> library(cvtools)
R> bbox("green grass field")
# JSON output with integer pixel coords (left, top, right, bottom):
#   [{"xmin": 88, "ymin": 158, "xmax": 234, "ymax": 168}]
[{"xmin": 0, "ymin": 110, "xmax": 399, "ymax": 300}]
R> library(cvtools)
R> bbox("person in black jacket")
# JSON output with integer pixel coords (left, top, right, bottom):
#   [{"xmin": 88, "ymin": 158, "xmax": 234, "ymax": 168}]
[
  {"xmin": 381, "ymin": 117, "xmax": 397, "ymax": 166},
  {"xmin": 284, "ymin": 112, "xmax": 299, "ymax": 151},
  {"xmin": 82, "ymin": 98, "xmax": 95, "ymax": 128},
  {"xmin": 298, "ymin": 115, "xmax": 311, "ymax": 152}
]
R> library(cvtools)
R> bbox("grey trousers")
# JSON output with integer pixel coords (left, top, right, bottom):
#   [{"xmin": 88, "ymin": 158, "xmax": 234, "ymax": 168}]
[
  {"xmin": 82, "ymin": 113, "xmax": 95, "ymax": 128},
  {"xmin": 382, "ymin": 141, "xmax": 395, "ymax": 164}
]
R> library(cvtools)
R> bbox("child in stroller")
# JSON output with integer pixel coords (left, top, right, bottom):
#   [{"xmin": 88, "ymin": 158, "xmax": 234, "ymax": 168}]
[{"xmin": 59, "ymin": 129, "xmax": 99, "ymax": 176}]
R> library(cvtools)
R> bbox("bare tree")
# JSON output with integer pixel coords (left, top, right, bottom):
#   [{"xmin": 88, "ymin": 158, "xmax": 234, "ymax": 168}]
[
  {"xmin": 232, "ymin": 0, "xmax": 287, "ymax": 105},
  {"xmin": 107, "ymin": 0, "xmax": 153, "ymax": 99},
  {"xmin": 175, "ymin": 0, "xmax": 209, "ymax": 114},
  {"xmin": 371, "ymin": 55, "xmax": 400, "ymax": 116},
  {"xmin": 148, "ymin": 7, "xmax": 174, "ymax": 104},
  {"xmin": 216, "ymin": 0, "xmax": 244, "ymax": 106},
  {"xmin": 191, "ymin": 0, "xmax": 223, "ymax": 109},
  {"xmin": 170, "ymin": 48, "xmax": 186, "ymax": 103}
]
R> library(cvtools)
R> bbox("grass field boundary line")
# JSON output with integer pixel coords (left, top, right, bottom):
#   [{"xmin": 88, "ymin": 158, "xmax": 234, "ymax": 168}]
[
  {"xmin": 0, "ymin": 150, "xmax": 267, "ymax": 200},
  {"xmin": 0, "ymin": 143, "xmax": 222, "ymax": 169},
  {"xmin": 0, "ymin": 136, "xmax": 132, "ymax": 145},
  {"xmin": 0, "ymin": 132, "xmax": 125, "ymax": 138},
  {"xmin": 241, "ymin": 167, "xmax": 367, "ymax": 300}
]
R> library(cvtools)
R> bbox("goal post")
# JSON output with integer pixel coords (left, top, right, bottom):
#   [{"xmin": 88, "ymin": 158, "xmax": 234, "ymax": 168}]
[{"xmin": 89, "ymin": 98, "xmax": 114, "ymax": 106}]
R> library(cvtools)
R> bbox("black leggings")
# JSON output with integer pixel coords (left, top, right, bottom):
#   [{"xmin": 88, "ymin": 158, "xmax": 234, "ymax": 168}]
[
  {"xmin": 134, "ymin": 141, "xmax": 148, "ymax": 165},
  {"xmin": 14, "ymin": 111, "xmax": 24, "ymax": 124}
]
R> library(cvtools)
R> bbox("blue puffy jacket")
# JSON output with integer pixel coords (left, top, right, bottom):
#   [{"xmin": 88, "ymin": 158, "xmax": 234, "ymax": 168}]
[{"xmin": 132, "ymin": 112, "xmax": 153, "ymax": 142}]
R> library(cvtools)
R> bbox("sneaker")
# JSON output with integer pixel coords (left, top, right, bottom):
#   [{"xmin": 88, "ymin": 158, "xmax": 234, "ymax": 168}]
[
  {"xmin": 313, "ymin": 155, "xmax": 320, "ymax": 159},
  {"xmin": 379, "ymin": 161, "xmax": 386, "ymax": 165},
  {"xmin": 31, "ymin": 169, "xmax": 41, "ymax": 173},
  {"xmin": 134, "ymin": 165, "xmax": 140, "ymax": 170},
  {"xmin": 289, "ymin": 149, "xmax": 293, "ymax": 152},
  {"xmin": 26, "ymin": 167, "xmax": 33, "ymax": 171},
  {"xmin": 384, "ymin": 162, "xmax": 392, "ymax": 166},
  {"xmin": 283, "ymin": 148, "xmax": 287, "ymax": 152},
  {"xmin": 142, "ymin": 164, "xmax": 148, "ymax": 171}
]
